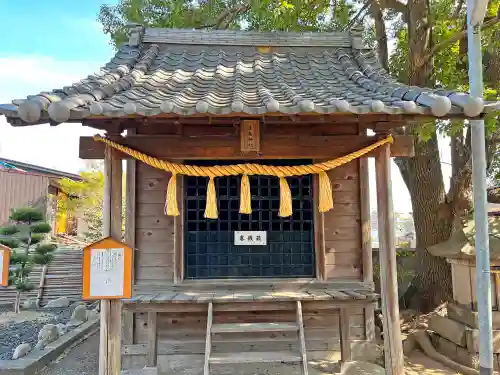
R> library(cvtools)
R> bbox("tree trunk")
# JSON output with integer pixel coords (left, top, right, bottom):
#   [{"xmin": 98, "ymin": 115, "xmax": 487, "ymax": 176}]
[
  {"xmin": 395, "ymin": 135, "xmax": 454, "ymax": 311},
  {"xmin": 397, "ymin": 0, "xmax": 454, "ymax": 311},
  {"xmin": 14, "ymin": 291, "xmax": 21, "ymax": 313},
  {"xmin": 36, "ymin": 265, "xmax": 48, "ymax": 308}
]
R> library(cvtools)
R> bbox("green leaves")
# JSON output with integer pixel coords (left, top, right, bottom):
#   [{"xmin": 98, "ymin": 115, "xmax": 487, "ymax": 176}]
[
  {"xmin": 20, "ymin": 234, "xmax": 44, "ymax": 245},
  {"xmin": 32, "ymin": 253, "xmax": 54, "ymax": 265},
  {"xmin": 10, "ymin": 251, "xmax": 31, "ymax": 265},
  {"xmin": 10, "ymin": 208, "xmax": 44, "ymax": 223},
  {"xmin": 35, "ymin": 243, "xmax": 57, "ymax": 254},
  {"xmin": 98, "ymin": 0, "xmax": 347, "ymax": 50},
  {"xmin": 0, "ymin": 238, "xmax": 20, "ymax": 249},
  {"xmin": 30, "ymin": 223, "xmax": 51, "ymax": 234},
  {"xmin": 0, "ymin": 225, "xmax": 20, "ymax": 236},
  {"xmin": 12, "ymin": 280, "xmax": 35, "ymax": 292}
]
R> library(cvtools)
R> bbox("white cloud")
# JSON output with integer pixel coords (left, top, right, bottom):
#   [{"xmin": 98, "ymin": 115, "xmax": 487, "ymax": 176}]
[
  {"xmin": 0, "ymin": 55, "xmax": 104, "ymax": 173},
  {"xmin": 0, "ymin": 56, "xmax": 105, "ymax": 102}
]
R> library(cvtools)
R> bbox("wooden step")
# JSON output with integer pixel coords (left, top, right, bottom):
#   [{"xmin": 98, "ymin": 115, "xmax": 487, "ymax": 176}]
[
  {"xmin": 211, "ymin": 322, "xmax": 298, "ymax": 334},
  {"xmin": 209, "ymin": 351, "xmax": 301, "ymax": 364}
]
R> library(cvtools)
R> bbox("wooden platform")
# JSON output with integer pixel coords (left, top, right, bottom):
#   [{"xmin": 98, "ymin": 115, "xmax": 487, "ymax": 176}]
[{"xmin": 123, "ymin": 282, "xmax": 378, "ymax": 307}]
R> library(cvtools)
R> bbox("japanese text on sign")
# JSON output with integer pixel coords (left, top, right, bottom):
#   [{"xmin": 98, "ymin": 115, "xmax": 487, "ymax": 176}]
[
  {"xmin": 234, "ymin": 231, "xmax": 267, "ymax": 246},
  {"xmin": 240, "ymin": 120, "xmax": 260, "ymax": 152},
  {"xmin": 89, "ymin": 248, "xmax": 125, "ymax": 297}
]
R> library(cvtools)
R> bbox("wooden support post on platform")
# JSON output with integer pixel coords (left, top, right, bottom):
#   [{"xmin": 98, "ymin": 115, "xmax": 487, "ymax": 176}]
[
  {"xmin": 375, "ymin": 143, "xmax": 404, "ymax": 375},
  {"xmin": 99, "ymin": 143, "xmax": 123, "ymax": 375}
]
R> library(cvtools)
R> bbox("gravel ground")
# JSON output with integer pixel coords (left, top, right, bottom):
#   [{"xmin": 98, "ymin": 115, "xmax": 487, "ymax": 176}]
[
  {"xmin": 0, "ymin": 307, "xmax": 73, "ymax": 360},
  {"xmin": 36, "ymin": 331, "xmax": 98, "ymax": 375}
]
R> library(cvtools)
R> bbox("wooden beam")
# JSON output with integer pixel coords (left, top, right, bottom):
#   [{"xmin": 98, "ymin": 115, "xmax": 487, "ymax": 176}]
[
  {"xmin": 80, "ymin": 135, "xmax": 415, "ymax": 160},
  {"xmin": 123, "ymin": 129, "xmax": 137, "ymax": 346},
  {"xmin": 339, "ymin": 307, "xmax": 352, "ymax": 370},
  {"xmin": 99, "ymin": 144, "xmax": 123, "ymax": 375},
  {"xmin": 359, "ymin": 130, "xmax": 375, "ymax": 342},
  {"xmin": 375, "ymin": 144, "xmax": 404, "ymax": 375},
  {"xmin": 147, "ymin": 312, "xmax": 158, "ymax": 367},
  {"xmin": 173, "ymin": 175, "xmax": 184, "ymax": 285}
]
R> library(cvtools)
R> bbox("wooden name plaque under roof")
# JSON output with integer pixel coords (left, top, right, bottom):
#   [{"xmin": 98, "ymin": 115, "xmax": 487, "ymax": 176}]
[{"xmin": 0, "ymin": 26, "xmax": 497, "ymax": 127}]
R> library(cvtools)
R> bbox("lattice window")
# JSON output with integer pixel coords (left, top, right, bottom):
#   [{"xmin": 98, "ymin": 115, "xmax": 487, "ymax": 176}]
[{"xmin": 184, "ymin": 160, "xmax": 315, "ymax": 279}]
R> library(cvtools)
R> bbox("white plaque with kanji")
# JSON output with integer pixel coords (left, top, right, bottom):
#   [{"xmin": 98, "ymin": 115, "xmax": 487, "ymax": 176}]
[
  {"xmin": 89, "ymin": 248, "xmax": 125, "ymax": 297},
  {"xmin": 234, "ymin": 231, "xmax": 267, "ymax": 246}
]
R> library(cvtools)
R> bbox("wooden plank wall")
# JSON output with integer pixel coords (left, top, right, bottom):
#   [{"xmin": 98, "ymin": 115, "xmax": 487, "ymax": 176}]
[
  {"xmin": 124, "ymin": 304, "xmax": 366, "ymax": 373},
  {"xmin": 135, "ymin": 164, "xmax": 176, "ymax": 285},
  {"xmin": 323, "ymin": 162, "xmax": 362, "ymax": 280},
  {"xmin": 124, "ymin": 123, "xmax": 371, "ymax": 372}
]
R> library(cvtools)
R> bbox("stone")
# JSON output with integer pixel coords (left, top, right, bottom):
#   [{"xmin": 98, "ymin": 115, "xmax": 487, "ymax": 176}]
[
  {"xmin": 456, "ymin": 345, "xmax": 480, "ymax": 370},
  {"xmin": 69, "ymin": 305, "xmax": 88, "ymax": 327},
  {"xmin": 466, "ymin": 328, "xmax": 500, "ymax": 353},
  {"xmin": 87, "ymin": 309, "xmax": 99, "ymax": 321},
  {"xmin": 36, "ymin": 324, "xmax": 59, "ymax": 349},
  {"xmin": 428, "ymin": 314, "xmax": 467, "ymax": 346},
  {"xmin": 12, "ymin": 343, "xmax": 31, "ymax": 359},
  {"xmin": 56, "ymin": 323, "xmax": 68, "ymax": 336},
  {"xmin": 342, "ymin": 361, "xmax": 386, "ymax": 375},
  {"xmin": 447, "ymin": 302, "xmax": 500, "ymax": 329},
  {"xmin": 435, "ymin": 336, "xmax": 458, "ymax": 362},
  {"xmin": 22, "ymin": 297, "xmax": 38, "ymax": 309},
  {"xmin": 45, "ymin": 296, "xmax": 70, "ymax": 308},
  {"xmin": 402, "ymin": 335, "xmax": 416, "ymax": 355},
  {"xmin": 70, "ymin": 301, "xmax": 84, "ymax": 309},
  {"xmin": 351, "ymin": 341, "xmax": 382, "ymax": 363}
]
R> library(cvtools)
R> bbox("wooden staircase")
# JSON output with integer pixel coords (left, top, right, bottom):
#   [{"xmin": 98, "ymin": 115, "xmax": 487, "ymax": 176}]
[
  {"xmin": 203, "ymin": 300, "xmax": 309, "ymax": 375},
  {"xmin": 0, "ymin": 247, "xmax": 83, "ymax": 306}
]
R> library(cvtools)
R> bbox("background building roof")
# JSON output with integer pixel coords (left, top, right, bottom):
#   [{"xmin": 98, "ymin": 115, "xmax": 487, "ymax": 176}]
[
  {"xmin": 0, "ymin": 157, "xmax": 82, "ymax": 181},
  {"xmin": 0, "ymin": 26, "xmax": 497, "ymax": 126}
]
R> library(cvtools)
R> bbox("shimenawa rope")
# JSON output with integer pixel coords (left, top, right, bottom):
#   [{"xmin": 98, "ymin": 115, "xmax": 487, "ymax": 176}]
[{"xmin": 93, "ymin": 135, "xmax": 393, "ymax": 219}]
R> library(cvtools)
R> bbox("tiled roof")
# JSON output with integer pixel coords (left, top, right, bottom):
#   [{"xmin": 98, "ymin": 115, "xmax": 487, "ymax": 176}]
[
  {"xmin": 0, "ymin": 157, "xmax": 82, "ymax": 180},
  {"xmin": 1, "ymin": 26, "xmax": 498, "ymax": 126}
]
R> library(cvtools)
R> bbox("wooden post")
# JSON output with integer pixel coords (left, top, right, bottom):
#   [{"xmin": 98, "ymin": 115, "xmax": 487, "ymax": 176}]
[
  {"xmin": 375, "ymin": 144, "xmax": 404, "ymax": 375},
  {"xmin": 123, "ymin": 129, "xmax": 137, "ymax": 345},
  {"xmin": 99, "ymin": 144, "xmax": 123, "ymax": 375},
  {"xmin": 147, "ymin": 312, "xmax": 158, "ymax": 367},
  {"xmin": 339, "ymin": 307, "xmax": 352, "ymax": 370}
]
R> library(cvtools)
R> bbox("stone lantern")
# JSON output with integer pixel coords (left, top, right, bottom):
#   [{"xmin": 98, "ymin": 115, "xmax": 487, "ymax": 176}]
[{"xmin": 426, "ymin": 212, "xmax": 500, "ymax": 370}]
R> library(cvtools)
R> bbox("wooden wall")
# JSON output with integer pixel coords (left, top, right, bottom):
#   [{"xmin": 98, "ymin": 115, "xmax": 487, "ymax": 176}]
[
  {"xmin": 323, "ymin": 162, "xmax": 362, "ymax": 280},
  {"xmin": 135, "ymin": 164, "xmax": 175, "ymax": 285},
  {"xmin": 123, "ymin": 303, "xmax": 368, "ymax": 374},
  {"xmin": 123, "ymin": 123, "xmax": 372, "ymax": 373}
]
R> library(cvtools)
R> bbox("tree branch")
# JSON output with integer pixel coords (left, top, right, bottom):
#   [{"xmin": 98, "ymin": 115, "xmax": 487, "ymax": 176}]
[
  {"xmin": 379, "ymin": 0, "xmax": 407, "ymax": 13},
  {"xmin": 370, "ymin": 0, "xmax": 389, "ymax": 70},
  {"xmin": 345, "ymin": 1, "xmax": 371, "ymax": 30},
  {"xmin": 452, "ymin": 0, "xmax": 465, "ymax": 19},
  {"xmin": 418, "ymin": 10, "xmax": 500, "ymax": 67},
  {"xmin": 195, "ymin": 2, "xmax": 251, "ymax": 30}
]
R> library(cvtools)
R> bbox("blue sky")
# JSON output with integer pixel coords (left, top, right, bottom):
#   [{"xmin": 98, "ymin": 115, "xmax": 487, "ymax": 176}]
[
  {"xmin": 0, "ymin": 1, "xmax": 452, "ymax": 213},
  {"xmin": 0, "ymin": 1, "xmax": 116, "ymax": 174},
  {"xmin": 0, "ymin": 1, "xmax": 115, "ymax": 62}
]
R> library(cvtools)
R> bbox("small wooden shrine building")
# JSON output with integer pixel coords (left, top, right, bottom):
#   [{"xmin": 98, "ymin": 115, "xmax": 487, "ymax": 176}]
[{"xmin": 1, "ymin": 26, "xmax": 496, "ymax": 375}]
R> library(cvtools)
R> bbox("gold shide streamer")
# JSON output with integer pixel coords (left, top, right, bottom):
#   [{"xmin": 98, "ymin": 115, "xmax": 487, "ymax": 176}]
[{"xmin": 94, "ymin": 134, "xmax": 393, "ymax": 218}]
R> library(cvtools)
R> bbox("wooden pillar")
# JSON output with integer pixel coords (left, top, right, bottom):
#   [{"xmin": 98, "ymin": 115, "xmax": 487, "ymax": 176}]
[
  {"xmin": 99, "ymin": 144, "xmax": 123, "ymax": 375},
  {"xmin": 123, "ymin": 129, "xmax": 137, "ymax": 346},
  {"xmin": 375, "ymin": 144, "xmax": 404, "ymax": 375},
  {"xmin": 339, "ymin": 307, "xmax": 352, "ymax": 369}
]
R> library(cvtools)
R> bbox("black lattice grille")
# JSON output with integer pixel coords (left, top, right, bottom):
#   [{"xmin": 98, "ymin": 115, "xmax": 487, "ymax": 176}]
[{"xmin": 184, "ymin": 160, "xmax": 315, "ymax": 279}]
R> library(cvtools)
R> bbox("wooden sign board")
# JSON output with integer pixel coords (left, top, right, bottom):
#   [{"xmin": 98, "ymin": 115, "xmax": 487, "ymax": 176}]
[
  {"xmin": 240, "ymin": 120, "xmax": 260, "ymax": 153},
  {"xmin": 82, "ymin": 237, "xmax": 132, "ymax": 300},
  {"xmin": 0, "ymin": 244, "xmax": 11, "ymax": 287}
]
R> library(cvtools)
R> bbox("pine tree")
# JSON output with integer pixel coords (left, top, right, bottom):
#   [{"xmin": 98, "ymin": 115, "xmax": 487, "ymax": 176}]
[{"xmin": 0, "ymin": 207, "xmax": 57, "ymax": 312}]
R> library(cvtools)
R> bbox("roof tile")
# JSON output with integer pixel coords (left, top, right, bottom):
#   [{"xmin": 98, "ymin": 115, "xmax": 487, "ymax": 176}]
[{"xmin": 0, "ymin": 28, "xmax": 494, "ymax": 125}]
